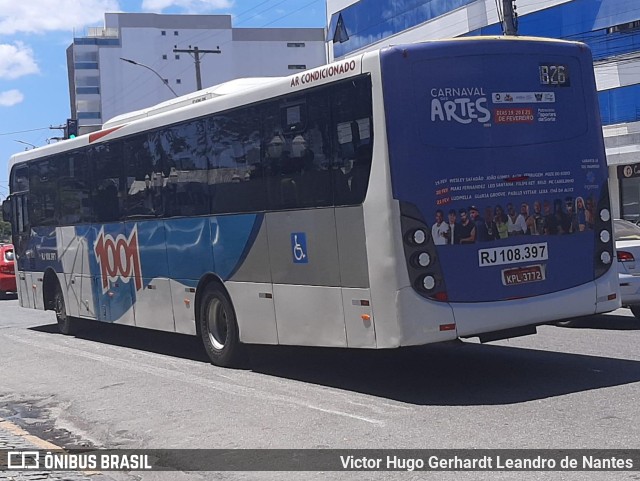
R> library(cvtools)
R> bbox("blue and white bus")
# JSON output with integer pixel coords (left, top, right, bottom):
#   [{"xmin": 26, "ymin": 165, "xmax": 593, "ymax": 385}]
[{"xmin": 3, "ymin": 36, "xmax": 620, "ymax": 366}]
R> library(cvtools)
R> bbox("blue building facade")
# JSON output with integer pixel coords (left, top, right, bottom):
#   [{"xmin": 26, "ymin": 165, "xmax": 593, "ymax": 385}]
[{"xmin": 326, "ymin": 0, "xmax": 640, "ymax": 220}]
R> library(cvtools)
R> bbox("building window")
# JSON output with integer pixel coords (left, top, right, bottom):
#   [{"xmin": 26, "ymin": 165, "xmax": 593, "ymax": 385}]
[
  {"xmin": 175, "ymin": 54, "xmax": 180, "ymax": 60},
  {"xmin": 288, "ymin": 64, "xmax": 306, "ymax": 70},
  {"xmin": 176, "ymin": 79, "xmax": 181, "ymax": 84},
  {"xmin": 76, "ymin": 76, "xmax": 100, "ymax": 87},
  {"xmin": 162, "ymin": 54, "xmax": 167, "ymax": 60},
  {"xmin": 76, "ymin": 87, "xmax": 100, "ymax": 95},
  {"xmin": 287, "ymin": 42, "xmax": 305, "ymax": 48},
  {"xmin": 161, "ymin": 30, "xmax": 166, "ymax": 36},
  {"xmin": 608, "ymin": 20, "xmax": 640, "ymax": 34},
  {"xmin": 163, "ymin": 79, "xmax": 169, "ymax": 84},
  {"xmin": 174, "ymin": 31, "xmax": 179, "ymax": 36},
  {"xmin": 74, "ymin": 52, "xmax": 98, "ymax": 62},
  {"xmin": 74, "ymin": 62, "xmax": 99, "ymax": 70},
  {"xmin": 77, "ymin": 111, "xmax": 101, "ymax": 119}
]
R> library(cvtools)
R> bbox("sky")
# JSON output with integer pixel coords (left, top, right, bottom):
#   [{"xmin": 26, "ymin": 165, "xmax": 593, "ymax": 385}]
[{"xmin": 0, "ymin": 0, "xmax": 328, "ymax": 201}]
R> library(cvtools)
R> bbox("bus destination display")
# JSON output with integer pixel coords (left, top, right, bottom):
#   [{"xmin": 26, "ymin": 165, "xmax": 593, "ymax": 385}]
[{"xmin": 539, "ymin": 64, "xmax": 570, "ymax": 87}]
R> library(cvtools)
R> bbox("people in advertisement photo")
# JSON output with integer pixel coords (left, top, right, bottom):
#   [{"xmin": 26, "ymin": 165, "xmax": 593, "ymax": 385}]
[
  {"xmin": 507, "ymin": 203, "xmax": 527, "ymax": 236},
  {"xmin": 532, "ymin": 201, "xmax": 545, "ymax": 235},
  {"xmin": 447, "ymin": 209, "xmax": 459, "ymax": 245},
  {"xmin": 433, "ymin": 194, "xmax": 597, "ymax": 246},
  {"xmin": 432, "ymin": 209, "xmax": 450, "ymax": 245},
  {"xmin": 575, "ymin": 196, "xmax": 587, "ymax": 232},
  {"xmin": 477, "ymin": 206, "xmax": 499, "ymax": 242},
  {"xmin": 585, "ymin": 196, "xmax": 595, "ymax": 230},
  {"xmin": 494, "ymin": 205, "xmax": 509, "ymax": 239},
  {"xmin": 457, "ymin": 208, "xmax": 476, "ymax": 244}
]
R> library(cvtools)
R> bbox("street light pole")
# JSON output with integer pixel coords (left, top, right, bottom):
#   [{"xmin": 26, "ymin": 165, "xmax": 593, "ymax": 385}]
[
  {"xmin": 13, "ymin": 140, "xmax": 36, "ymax": 150},
  {"xmin": 120, "ymin": 57, "xmax": 179, "ymax": 97}
]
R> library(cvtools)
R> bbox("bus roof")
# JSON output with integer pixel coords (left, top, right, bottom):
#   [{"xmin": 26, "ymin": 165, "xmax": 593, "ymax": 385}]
[
  {"xmin": 102, "ymin": 77, "xmax": 283, "ymax": 129},
  {"xmin": 7, "ymin": 35, "xmax": 585, "ymax": 174}
]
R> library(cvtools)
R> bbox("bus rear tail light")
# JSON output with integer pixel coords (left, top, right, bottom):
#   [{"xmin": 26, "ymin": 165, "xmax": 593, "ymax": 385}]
[
  {"xmin": 600, "ymin": 251, "xmax": 611, "ymax": 264},
  {"xmin": 409, "ymin": 229, "xmax": 427, "ymax": 245},
  {"xmin": 433, "ymin": 292, "xmax": 448, "ymax": 302},
  {"xmin": 594, "ymin": 184, "xmax": 614, "ymax": 278},
  {"xmin": 400, "ymin": 202, "xmax": 448, "ymax": 302},
  {"xmin": 617, "ymin": 251, "xmax": 634, "ymax": 262}
]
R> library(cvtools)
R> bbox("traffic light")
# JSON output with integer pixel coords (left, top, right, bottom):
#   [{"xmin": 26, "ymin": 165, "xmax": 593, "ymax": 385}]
[{"xmin": 66, "ymin": 118, "xmax": 78, "ymax": 139}]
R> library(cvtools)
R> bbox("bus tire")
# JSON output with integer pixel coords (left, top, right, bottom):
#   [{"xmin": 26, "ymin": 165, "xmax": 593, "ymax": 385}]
[
  {"xmin": 630, "ymin": 306, "xmax": 640, "ymax": 319},
  {"xmin": 199, "ymin": 284, "xmax": 245, "ymax": 367},
  {"xmin": 54, "ymin": 286, "xmax": 75, "ymax": 335}
]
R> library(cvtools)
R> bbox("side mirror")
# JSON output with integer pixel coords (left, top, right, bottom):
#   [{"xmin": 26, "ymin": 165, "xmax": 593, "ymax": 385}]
[{"xmin": 2, "ymin": 197, "xmax": 12, "ymax": 222}]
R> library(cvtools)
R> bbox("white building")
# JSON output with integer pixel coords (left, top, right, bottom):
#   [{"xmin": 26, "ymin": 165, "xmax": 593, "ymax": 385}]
[
  {"xmin": 67, "ymin": 13, "xmax": 326, "ymax": 133},
  {"xmin": 326, "ymin": 0, "xmax": 640, "ymax": 220}
]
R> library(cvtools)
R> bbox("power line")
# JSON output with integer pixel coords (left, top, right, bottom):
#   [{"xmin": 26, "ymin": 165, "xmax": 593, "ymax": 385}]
[
  {"xmin": 0, "ymin": 127, "xmax": 51, "ymax": 137},
  {"xmin": 260, "ymin": 0, "xmax": 323, "ymax": 27}
]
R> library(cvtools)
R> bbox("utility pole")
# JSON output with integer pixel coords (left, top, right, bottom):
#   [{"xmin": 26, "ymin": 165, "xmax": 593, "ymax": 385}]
[
  {"xmin": 49, "ymin": 124, "xmax": 66, "ymax": 141},
  {"xmin": 173, "ymin": 45, "xmax": 221, "ymax": 91},
  {"xmin": 502, "ymin": 0, "xmax": 518, "ymax": 36}
]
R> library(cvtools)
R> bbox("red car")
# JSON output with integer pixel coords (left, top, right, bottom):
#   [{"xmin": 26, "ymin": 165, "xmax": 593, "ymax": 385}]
[{"xmin": 0, "ymin": 244, "xmax": 16, "ymax": 298}]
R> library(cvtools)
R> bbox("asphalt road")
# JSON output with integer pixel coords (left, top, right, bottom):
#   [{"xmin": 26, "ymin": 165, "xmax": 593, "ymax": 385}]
[{"xmin": 1, "ymin": 296, "xmax": 639, "ymax": 481}]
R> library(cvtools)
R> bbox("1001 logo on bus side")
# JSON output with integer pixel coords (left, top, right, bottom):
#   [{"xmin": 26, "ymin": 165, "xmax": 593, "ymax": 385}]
[{"xmin": 94, "ymin": 226, "xmax": 143, "ymax": 293}]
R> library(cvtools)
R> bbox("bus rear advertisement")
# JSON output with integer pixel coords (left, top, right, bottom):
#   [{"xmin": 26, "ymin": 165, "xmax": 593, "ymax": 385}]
[{"xmin": 2, "ymin": 37, "xmax": 620, "ymax": 366}]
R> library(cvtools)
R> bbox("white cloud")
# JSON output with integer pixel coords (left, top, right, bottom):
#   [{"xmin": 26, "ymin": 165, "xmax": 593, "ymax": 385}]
[
  {"xmin": 141, "ymin": 0, "xmax": 233, "ymax": 13},
  {"xmin": 0, "ymin": 0, "xmax": 120, "ymax": 35},
  {"xmin": 0, "ymin": 89, "xmax": 24, "ymax": 106},
  {"xmin": 0, "ymin": 42, "xmax": 39, "ymax": 79}
]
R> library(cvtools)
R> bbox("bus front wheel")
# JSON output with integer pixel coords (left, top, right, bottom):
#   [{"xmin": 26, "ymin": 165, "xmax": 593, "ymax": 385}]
[
  {"xmin": 199, "ymin": 284, "xmax": 245, "ymax": 367},
  {"xmin": 54, "ymin": 287, "xmax": 75, "ymax": 335}
]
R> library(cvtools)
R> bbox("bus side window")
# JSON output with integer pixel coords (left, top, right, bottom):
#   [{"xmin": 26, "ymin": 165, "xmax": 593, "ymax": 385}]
[
  {"xmin": 90, "ymin": 142, "xmax": 124, "ymax": 223},
  {"xmin": 29, "ymin": 157, "xmax": 60, "ymax": 227},
  {"xmin": 295, "ymin": 92, "xmax": 332, "ymax": 208},
  {"xmin": 125, "ymin": 133, "xmax": 164, "ymax": 218},
  {"xmin": 330, "ymin": 77, "xmax": 373, "ymax": 206},
  {"xmin": 57, "ymin": 151, "xmax": 91, "ymax": 225},
  {"xmin": 148, "ymin": 120, "xmax": 211, "ymax": 218},
  {"xmin": 209, "ymin": 109, "xmax": 265, "ymax": 214}
]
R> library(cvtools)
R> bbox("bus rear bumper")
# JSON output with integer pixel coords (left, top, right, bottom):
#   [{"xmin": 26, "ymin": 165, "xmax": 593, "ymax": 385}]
[
  {"xmin": 395, "ymin": 266, "xmax": 620, "ymax": 345},
  {"xmin": 454, "ymin": 266, "xmax": 620, "ymax": 338}
]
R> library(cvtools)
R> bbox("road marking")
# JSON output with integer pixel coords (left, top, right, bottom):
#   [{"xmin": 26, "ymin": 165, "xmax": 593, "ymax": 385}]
[
  {"xmin": 0, "ymin": 418, "xmax": 60, "ymax": 450},
  {"xmin": 1, "ymin": 331, "xmax": 385, "ymax": 426},
  {"xmin": 0, "ymin": 418, "xmax": 101, "ymax": 475}
]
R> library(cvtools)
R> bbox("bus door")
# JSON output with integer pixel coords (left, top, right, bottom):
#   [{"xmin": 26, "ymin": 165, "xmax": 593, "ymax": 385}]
[{"xmin": 10, "ymin": 193, "xmax": 35, "ymax": 308}]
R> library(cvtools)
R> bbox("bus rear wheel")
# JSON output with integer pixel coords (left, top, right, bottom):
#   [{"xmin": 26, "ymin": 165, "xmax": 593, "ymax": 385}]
[
  {"xmin": 199, "ymin": 284, "xmax": 245, "ymax": 367},
  {"xmin": 54, "ymin": 287, "xmax": 75, "ymax": 335}
]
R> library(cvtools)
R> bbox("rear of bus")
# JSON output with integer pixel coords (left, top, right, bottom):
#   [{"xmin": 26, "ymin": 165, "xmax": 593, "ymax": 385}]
[{"xmin": 378, "ymin": 37, "xmax": 619, "ymax": 343}]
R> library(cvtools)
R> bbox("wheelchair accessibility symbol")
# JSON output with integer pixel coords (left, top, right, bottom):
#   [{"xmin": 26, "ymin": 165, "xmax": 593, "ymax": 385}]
[{"xmin": 291, "ymin": 232, "xmax": 308, "ymax": 264}]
